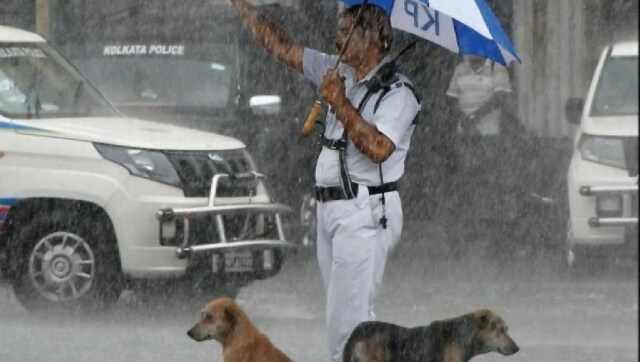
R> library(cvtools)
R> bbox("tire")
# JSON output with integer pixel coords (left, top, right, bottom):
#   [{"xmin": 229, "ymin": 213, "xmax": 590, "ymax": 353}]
[{"xmin": 8, "ymin": 209, "xmax": 123, "ymax": 316}]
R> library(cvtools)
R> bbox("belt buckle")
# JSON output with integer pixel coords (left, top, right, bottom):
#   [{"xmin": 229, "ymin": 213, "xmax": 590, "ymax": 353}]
[{"xmin": 314, "ymin": 186, "xmax": 324, "ymax": 202}]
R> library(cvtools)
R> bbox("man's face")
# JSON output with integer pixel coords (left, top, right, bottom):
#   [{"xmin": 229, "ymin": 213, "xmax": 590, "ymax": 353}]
[
  {"xmin": 335, "ymin": 13, "xmax": 371, "ymax": 67},
  {"xmin": 335, "ymin": 14, "xmax": 353, "ymax": 52}
]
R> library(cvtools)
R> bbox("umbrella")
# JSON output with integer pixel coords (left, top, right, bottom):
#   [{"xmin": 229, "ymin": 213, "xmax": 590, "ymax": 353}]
[
  {"xmin": 301, "ymin": 0, "xmax": 520, "ymax": 136},
  {"xmin": 340, "ymin": 0, "xmax": 520, "ymax": 65}
]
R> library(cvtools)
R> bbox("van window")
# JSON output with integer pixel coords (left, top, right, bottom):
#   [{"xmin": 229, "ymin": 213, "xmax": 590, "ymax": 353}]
[
  {"xmin": 0, "ymin": 43, "xmax": 118, "ymax": 119},
  {"xmin": 72, "ymin": 43, "xmax": 238, "ymax": 116},
  {"xmin": 591, "ymin": 56, "xmax": 638, "ymax": 116}
]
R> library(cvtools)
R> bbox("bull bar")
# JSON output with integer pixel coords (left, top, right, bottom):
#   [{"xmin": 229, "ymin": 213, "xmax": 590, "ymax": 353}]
[
  {"xmin": 579, "ymin": 184, "xmax": 638, "ymax": 227},
  {"xmin": 156, "ymin": 173, "xmax": 296, "ymax": 259}
]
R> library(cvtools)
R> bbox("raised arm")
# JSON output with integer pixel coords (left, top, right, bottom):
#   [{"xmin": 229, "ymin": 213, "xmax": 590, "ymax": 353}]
[{"xmin": 229, "ymin": 0, "xmax": 304, "ymax": 72}]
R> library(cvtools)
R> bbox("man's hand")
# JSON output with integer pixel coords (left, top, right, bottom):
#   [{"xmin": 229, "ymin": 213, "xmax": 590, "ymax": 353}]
[
  {"xmin": 319, "ymin": 69, "xmax": 348, "ymax": 111},
  {"xmin": 229, "ymin": 0, "xmax": 303, "ymax": 72}
]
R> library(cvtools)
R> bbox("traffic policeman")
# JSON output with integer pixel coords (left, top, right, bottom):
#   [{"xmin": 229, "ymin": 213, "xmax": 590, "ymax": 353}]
[{"xmin": 229, "ymin": 1, "xmax": 421, "ymax": 360}]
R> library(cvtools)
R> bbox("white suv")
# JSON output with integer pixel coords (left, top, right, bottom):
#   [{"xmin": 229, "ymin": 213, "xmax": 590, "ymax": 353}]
[
  {"xmin": 0, "ymin": 26, "xmax": 293, "ymax": 312},
  {"xmin": 564, "ymin": 40, "xmax": 638, "ymax": 268}
]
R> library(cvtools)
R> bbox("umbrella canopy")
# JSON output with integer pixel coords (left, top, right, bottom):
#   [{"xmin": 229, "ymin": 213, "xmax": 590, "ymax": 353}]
[{"xmin": 340, "ymin": 0, "xmax": 520, "ymax": 65}]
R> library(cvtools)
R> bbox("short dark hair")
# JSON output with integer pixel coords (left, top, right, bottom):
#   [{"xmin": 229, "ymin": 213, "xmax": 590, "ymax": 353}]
[{"xmin": 342, "ymin": 4, "xmax": 393, "ymax": 53}]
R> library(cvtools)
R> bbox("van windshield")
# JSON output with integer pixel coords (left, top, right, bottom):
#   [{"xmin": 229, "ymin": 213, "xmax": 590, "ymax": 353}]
[
  {"xmin": 71, "ymin": 43, "xmax": 238, "ymax": 116},
  {"xmin": 591, "ymin": 56, "xmax": 639, "ymax": 116},
  {"xmin": 0, "ymin": 42, "xmax": 118, "ymax": 119}
]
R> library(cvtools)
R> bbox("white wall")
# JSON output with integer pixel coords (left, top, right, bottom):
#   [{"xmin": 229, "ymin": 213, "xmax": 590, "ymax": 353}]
[{"xmin": 513, "ymin": 0, "xmax": 587, "ymax": 138}]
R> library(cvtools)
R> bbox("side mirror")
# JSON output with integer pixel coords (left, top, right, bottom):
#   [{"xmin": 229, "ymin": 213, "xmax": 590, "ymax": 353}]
[
  {"xmin": 565, "ymin": 97, "xmax": 584, "ymax": 125},
  {"xmin": 250, "ymin": 95, "xmax": 281, "ymax": 116}
]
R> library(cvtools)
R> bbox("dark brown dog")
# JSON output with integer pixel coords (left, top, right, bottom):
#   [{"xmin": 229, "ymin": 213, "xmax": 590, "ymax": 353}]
[
  {"xmin": 343, "ymin": 309, "xmax": 519, "ymax": 362},
  {"xmin": 187, "ymin": 297, "xmax": 292, "ymax": 362}
]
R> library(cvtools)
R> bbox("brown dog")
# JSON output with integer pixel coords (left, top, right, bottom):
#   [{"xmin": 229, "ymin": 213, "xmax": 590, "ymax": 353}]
[
  {"xmin": 343, "ymin": 309, "xmax": 519, "ymax": 362},
  {"xmin": 187, "ymin": 297, "xmax": 292, "ymax": 362}
]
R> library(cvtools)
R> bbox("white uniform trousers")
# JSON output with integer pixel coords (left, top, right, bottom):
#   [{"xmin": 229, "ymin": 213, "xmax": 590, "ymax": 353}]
[{"xmin": 316, "ymin": 185, "xmax": 403, "ymax": 362}]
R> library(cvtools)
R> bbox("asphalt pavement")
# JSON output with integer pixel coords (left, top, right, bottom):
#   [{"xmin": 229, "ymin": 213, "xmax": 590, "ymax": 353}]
[{"xmin": 0, "ymin": 220, "xmax": 637, "ymax": 362}]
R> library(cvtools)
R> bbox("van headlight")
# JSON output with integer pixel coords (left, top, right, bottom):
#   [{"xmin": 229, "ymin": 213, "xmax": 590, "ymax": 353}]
[
  {"xmin": 94, "ymin": 143, "xmax": 182, "ymax": 187},
  {"xmin": 578, "ymin": 135, "xmax": 626, "ymax": 169}
]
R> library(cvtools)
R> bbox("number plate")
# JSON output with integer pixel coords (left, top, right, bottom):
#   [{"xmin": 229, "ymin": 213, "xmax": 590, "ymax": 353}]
[{"xmin": 222, "ymin": 252, "xmax": 253, "ymax": 272}]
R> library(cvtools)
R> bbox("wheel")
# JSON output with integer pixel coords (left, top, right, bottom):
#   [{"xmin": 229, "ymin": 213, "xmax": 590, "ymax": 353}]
[{"xmin": 8, "ymin": 210, "xmax": 123, "ymax": 316}]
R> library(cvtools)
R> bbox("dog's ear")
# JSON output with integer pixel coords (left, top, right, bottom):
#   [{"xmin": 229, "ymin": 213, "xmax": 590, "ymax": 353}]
[
  {"xmin": 224, "ymin": 307, "xmax": 236, "ymax": 325},
  {"xmin": 476, "ymin": 309, "xmax": 492, "ymax": 329}
]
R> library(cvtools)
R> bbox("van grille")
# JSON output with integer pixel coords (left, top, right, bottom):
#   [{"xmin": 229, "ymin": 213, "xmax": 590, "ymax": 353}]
[{"xmin": 163, "ymin": 150, "xmax": 255, "ymax": 197}]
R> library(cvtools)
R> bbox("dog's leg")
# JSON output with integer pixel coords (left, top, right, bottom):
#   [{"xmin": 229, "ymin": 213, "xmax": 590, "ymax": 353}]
[{"xmin": 443, "ymin": 343, "xmax": 462, "ymax": 362}]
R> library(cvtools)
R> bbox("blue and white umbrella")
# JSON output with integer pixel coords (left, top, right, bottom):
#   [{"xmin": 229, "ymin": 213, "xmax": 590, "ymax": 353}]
[{"xmin": 340, "ymin": 0, "xmax": 521, "ymax": 65}]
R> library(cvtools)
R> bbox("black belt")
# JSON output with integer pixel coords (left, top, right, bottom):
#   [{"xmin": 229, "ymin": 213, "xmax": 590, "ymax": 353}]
[{"xmin": 314, "ymin": 182, "xmax": 398, "ymax": 203}]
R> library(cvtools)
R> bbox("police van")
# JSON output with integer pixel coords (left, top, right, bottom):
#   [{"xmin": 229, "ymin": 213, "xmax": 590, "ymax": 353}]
[
  {"xmin": 0, "ymin": 25, "xmax": 294, "ymax": 312},
  {"xmin": 51, "ymin": 1, "xmax": 320, "ymax": 248},
  {"xmin": 564, "ymin": 40, "xmax": 638, "ymax": 269}
]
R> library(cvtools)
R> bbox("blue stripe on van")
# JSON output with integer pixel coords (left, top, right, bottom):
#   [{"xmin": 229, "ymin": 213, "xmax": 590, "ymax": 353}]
[
  {"xmin": 0, "ymin": 198, "xmax": 19, "ymax": 206},
  {"xmin": 0, "ymin": 119, "xmax": 42, "ymax": 131}
]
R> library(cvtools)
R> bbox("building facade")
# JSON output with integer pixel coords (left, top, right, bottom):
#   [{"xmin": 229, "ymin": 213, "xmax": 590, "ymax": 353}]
[
  {"xmin": 513, "ymin": 0, "xmax": 638, "ymax": 138},
  {"xmin": 3, "ymin": 0, "xmax": 637, "ymax": 138}
]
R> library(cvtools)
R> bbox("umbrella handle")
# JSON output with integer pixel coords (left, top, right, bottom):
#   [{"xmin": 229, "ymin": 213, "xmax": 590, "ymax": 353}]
[
  {"xmin": 301, "ymin": 100, "xmax": 323, "ymax": 137},
  {"xmin": 300, "ymin": 2, "xmax": 366, "ymax": 137}
]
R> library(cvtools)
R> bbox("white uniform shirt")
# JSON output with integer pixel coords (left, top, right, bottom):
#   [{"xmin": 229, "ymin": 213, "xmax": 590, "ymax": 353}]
[
  {"xmin": 303, "ymin": 48, "xmax": 421, "ymax": 187},
  {"xmin": 446, "ymin": 58, "xmax": 511, "ymax": 136}
]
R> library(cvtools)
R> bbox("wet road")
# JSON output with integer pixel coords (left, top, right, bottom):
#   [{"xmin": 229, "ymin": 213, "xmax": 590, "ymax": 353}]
[{"xmin": 0, "ymin": 221, "xmax": 637, "ymax": 362}]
